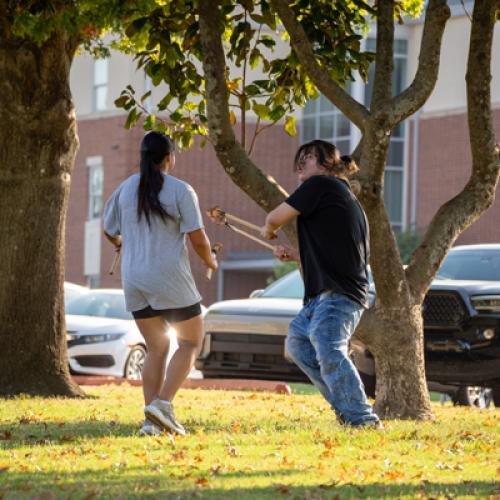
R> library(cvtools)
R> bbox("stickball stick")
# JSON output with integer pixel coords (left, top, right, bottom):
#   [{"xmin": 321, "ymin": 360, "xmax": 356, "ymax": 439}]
[
  {"xmin": 207, "ymin": 206, "xmax": 261, "ymax": 233},
  {"xmin": 109, "ymin": 248, "xmax": 121, "ymax": 275},
  {"xmin": 206, "ymin": 242, "xmax": 222, "ymax": 280},
  {"xmin": 206, "ymin": 206, "xmax": 275, "ymax": 250}
]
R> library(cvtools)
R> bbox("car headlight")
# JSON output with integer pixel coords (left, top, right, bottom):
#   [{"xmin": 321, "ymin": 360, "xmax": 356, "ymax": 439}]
[
  {"xmin": 68, "ymin": 333, "xmax": 126, "ymax": 345},
  {"xmin": 471, "ymin": 295, "xmax": 500, "ymax": 313}
]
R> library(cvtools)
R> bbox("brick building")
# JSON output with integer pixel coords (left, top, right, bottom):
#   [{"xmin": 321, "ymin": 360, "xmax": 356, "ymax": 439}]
[{"xmin": 66, "ymin": 2, "xmax": 500, "ymax": 306}]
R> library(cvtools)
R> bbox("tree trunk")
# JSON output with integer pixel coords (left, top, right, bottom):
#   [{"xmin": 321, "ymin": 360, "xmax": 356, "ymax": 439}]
[
  {"xmin": 0, "ymin": 34, "xmax": 84, "ymax": 396},
  {"xmin": 357, "ymin": 305, "xmax": 433, "ymax": 420}
]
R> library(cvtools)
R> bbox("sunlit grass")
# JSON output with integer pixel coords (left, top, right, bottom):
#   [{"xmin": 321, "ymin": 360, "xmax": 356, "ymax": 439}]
[{"xmin": 0, "ymin": 385, "xmax": 498, "ymax": 499}]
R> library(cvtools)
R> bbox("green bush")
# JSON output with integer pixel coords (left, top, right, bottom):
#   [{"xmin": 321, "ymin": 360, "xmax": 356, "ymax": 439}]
[
  {"xmin": 267, "ymin": 260, "xmax": 299, "ymax": 284},
  {"xmin": 396, "ymin": 228, "xmax": 423, "ymax": 265}
]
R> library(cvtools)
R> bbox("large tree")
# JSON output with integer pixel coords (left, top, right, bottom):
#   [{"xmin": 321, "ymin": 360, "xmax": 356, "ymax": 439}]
[
  {"xmin": 0, "ymin": 0, "xmax": 140, "ymax": 396},
  {"xmin": 119, "ymin": 0, "xmax": 499, "ymax": 419}
]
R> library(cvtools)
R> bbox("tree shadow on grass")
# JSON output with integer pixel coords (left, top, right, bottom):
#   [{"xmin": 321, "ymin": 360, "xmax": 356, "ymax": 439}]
[
  {"xmin": 0, "ymin": 466, "xmax": 497, "ymax": 499},
  {"xmin": 0, "ymin": 420, "xmax": 142, "ymax": 450}
]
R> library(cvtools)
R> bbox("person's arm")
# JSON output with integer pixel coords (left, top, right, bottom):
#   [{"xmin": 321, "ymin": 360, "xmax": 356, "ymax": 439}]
[
  {"xmin": 104, "ymin": 231, "xmax": 121, "ymax": 249},
  {"xmin": 260, "ymin": 202, "xmax": 300, "ymax": 240},
  {"xmin": 188, "ymin": 228, "xmax": 217, "ymax": 271},
  {"xmin": 273, "ymin": 244, "xmax": 300, "ymax": 263}
]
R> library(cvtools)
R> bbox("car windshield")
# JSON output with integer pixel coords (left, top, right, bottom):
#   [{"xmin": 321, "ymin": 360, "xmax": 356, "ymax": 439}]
[
  {"xmin": 66, "ymin": 292, "xmax": 133, "ymax": 320},
  {"xmin": 260, "ymin": 268, "xmax": 374, "ymax": 299},
  {"xmin": 436, "ymin": 249, "xmax": 500, "ymax": 281},
  {"xmin": 261, "ymin": 270, "xmax": 304, "ymax": 299}
]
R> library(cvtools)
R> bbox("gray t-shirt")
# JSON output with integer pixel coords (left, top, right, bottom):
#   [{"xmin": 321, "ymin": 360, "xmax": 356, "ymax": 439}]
[{"xmin": 103, "ymin": 173, "xmax": 203, "ymax": 312}]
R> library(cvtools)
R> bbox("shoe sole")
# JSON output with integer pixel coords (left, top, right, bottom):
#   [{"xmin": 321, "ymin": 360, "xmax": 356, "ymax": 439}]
[
  {"xmin": 144, "ymin": 406, "xmax": 186, "ymax": 436},
  {"xmin": 138, "ymin": 427, "xmax": 161, "ymax": 437}
]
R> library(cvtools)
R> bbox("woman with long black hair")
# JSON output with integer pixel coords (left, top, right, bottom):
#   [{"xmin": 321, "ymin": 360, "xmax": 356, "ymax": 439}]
[{"xmin": 103, "ymin": 131, "xmax": 217, "ymax": 436}]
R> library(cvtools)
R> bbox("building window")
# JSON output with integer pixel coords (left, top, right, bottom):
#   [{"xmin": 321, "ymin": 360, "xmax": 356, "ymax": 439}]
[
  {"xmin": 93, "ymin": 58, "xmax": 108, "ymax": 112},
  {"xmin": 365, "ymin": 38, "xmax": 408, "ymax": 231},
  {"xmin": 84, "ymin": 157, "xmax": 103, "ymax": 288},
  {"xmin": 88, "ymin": 162, "xmax": 104, "ymax": 220},
  {"xmin": 301, "ymin": 38, "xmax": 408, "ymax": 231},
  {"xmin": 301, "ymin": 86, "xmax": 352, "ymax": 156}
]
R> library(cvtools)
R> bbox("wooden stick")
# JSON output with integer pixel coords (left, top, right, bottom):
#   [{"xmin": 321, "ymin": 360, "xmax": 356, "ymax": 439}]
[
  {"xmin": 109, "ymin": 249, "xmax": 121, "ymax": 275},
  {"xmin": 207, "ymin": 242, "xmax": 222, "ymax": 280},
  {"xmin": 224, "ymin": 213, "xmax": 261, "ymax": 233},
  {"xmin": 228, "ymin": 224, "xmax": 275, "ymax": 251},
  {"xmin": 207, "ymin": 206, "xmax": 261, "ymax": 233}
]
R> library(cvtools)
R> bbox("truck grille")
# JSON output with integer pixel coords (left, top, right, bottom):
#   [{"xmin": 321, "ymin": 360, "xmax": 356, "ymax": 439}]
[
  {"xmin": 209, "ymin": 332, "xmax": 288, "ymax": 365},
  {"xmin": 423, "ymin": 292, "xmax": 467, "ymax": 328}
]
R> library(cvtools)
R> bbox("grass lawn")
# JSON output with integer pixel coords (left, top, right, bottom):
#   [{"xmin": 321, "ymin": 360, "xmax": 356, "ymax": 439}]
[{"xmin": 0, "ymin": 385, "xmax": 498, "ymax": 499}]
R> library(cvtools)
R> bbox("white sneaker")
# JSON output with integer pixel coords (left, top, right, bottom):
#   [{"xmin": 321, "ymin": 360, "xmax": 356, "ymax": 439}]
[
  {"xmin": 138, "ymin": 419, "xmax": 162, "ymax": 437},
  {"xmin": 144, "ymin": 399, "xmax": 186, "ymax": 436}
]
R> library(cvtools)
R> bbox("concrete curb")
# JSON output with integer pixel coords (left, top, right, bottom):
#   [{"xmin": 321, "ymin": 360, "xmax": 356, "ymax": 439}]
[{"xmin": 72, "ymin": 376, "xmax": 292, "ymax": 395}]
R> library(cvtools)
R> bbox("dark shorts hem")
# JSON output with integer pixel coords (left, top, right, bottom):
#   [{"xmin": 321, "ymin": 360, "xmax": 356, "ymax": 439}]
[{"xmin": 132, "ymin": 302, "xmax": 202, "ymax": 323}]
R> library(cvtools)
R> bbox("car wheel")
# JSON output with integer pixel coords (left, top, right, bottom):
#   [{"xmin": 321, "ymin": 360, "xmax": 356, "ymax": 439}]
[
  {"xmin": 358, "ymin": 370, "xmax": 376, "ymax": 399},
  {"xmin": 124, "ymin": 345, "xmax": 146, "ymax": 380},
  {"xmin": 452, "ymin": 386, "xmax": 492, "ymax": 408}
]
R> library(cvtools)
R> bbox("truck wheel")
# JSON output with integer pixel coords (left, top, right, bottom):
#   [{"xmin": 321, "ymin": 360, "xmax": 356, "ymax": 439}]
[{"xmin": 452, "ymin": 386, "xmax": 492, "ymax": 408}]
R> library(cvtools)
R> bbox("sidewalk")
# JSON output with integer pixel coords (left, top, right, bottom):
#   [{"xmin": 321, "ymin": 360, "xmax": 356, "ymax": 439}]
[{"xmin": 72, "ymin": 375, "xmax": 292, "ymax": 395}]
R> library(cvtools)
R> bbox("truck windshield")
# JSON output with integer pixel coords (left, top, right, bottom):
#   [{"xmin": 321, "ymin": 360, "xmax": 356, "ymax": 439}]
[{"xmin": 436, "ymin": 250, "xmax": 500, "ymax": 281}]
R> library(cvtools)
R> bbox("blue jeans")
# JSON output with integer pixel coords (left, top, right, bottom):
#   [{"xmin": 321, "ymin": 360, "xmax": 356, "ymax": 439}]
[{"xmin": 286, "ymin": 291, "xmax": 379, "ymax": 425}]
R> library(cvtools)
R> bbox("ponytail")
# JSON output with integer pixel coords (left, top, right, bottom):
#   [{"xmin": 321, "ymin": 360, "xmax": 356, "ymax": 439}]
[{"xmin": 137, "ymin": 131, "xmax": 173, "ymax": 226}]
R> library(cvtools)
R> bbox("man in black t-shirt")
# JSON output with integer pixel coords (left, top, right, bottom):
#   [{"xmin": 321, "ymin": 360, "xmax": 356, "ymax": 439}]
[{"xmin": 260, "ymin": 139, "xmax": 381, "ymax": 428}]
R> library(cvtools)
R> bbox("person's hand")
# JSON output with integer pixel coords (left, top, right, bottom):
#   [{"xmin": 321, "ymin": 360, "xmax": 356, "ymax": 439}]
[
  {"xmin": 260, "ymin": 225, "xmax": 278, "ymax": 240},
  {"xmin": 208, "ymin": 256, "xmax": 218, "ymax": 272},
  {"xmin": 273, "ymin": 245, "xmax": 297, "ymax": 262}
]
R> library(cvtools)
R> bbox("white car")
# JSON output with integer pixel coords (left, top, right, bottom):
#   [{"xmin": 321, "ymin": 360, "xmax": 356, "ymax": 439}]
[
  {"xmin": 64, "ymin": 281, "xmax": 89, "ymax": 306},
  {"xmin": 65, "ymin": 289, "xmax": 183, "ymax": 380}
]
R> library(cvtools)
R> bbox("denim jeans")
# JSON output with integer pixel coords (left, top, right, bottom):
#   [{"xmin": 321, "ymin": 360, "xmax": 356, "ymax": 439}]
[{"xmin": 286, "ymin": 291, "xmax": 379, "ymax": 425}]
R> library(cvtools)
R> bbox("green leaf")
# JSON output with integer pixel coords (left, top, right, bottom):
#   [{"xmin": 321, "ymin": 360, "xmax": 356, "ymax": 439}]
[
  {"xmin": 125, "ymin": 108, "xmax": 141, "ymax": 129},
  {"xmin": 253, "ymin": 103, "xmax": 270, "ymax": 120},
  {"xmin": 114, "ymin": 96, "xmax": 129, "ymax": 108},
  {"xmin": 126, "ymin": 17, "xmax": 148, "ymax": 39},
  {"xmin": 244, "ymin": 84, "xmax": 260, "ymax": 97},
  {"xmin": 269, "ymin": 105, "xmax": 286, "ymax": 122},
  {"xmin": 143, "ymin": 114, "xmax": 156, "ymax": 130},
  {"xmin": 170, "ymin": 111, "xmax": 182, "ymax": 123},
  {"xmin": 140, "ymin": 91, "xmax": 152, "ymax": 103},
  {"xmin": 284, "ymin": 115, "xmax": 297, "ymax": 137}
]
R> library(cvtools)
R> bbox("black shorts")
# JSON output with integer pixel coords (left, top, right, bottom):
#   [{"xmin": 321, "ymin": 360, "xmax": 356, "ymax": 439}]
[{"xmin": 132, "ymin": 302, "xmax": 202, "ymax": 323}]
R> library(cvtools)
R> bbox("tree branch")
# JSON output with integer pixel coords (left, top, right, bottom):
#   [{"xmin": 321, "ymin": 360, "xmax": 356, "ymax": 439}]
[
  {"xmin": 369, "ymin": 0, "xmax": 394, "ymax": 110},
  {"xmin": 406, "ymin": 0, "xmax": 500, "ymax": 301},
  {"xmin": 271, "ymin": 0, "xmax": 370, "ymax": 132},
  {"xmin": 386, "ymin": 0, "xmax": 450, "ymax": 126},
  {"xmin": 198, "ymin": 0, "xmax": 297, "ymax": 245}
]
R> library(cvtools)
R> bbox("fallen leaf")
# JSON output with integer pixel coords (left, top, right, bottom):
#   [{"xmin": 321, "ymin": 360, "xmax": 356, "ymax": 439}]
[
  {"xmin": 320, "ymin": 450, "xmax": 335, "ymax": 458},
  {"xmin": 323, "ymin": 438, "xmax": 335, "ymax": 449},
  {"xmin": 0, "ymin": 466, "xmax": 9, "ymax": 474},
  {"xmin": 319, "ymin": 480, "xmax": 339, "ymax": 489},
  {"xmin": 276, "ymin": 484, "xmax": 289, "ymax": 494},
  {"xmin": 0, "ymin": 431, "xmax": 12, "ymax": 440},
  {"xmin": 227, "ymin": 446, "xmax": 239, "ymax": 457},
  {"xmin": 384, "ymin": 470, "xmax": 405, "ymax": 480},
  {"xmin": 210, "ymin": 465, "xmax": 221, "ymax": 476},
  {"xmin": 195, "ymin": 477, "xmax": 209, "ymax": 487}
]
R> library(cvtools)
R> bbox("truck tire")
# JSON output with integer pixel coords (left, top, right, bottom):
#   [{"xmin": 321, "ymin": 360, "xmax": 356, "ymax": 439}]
[{"xmin": 452, "ymin": 386, "xmax": 492, "ymax": 408}]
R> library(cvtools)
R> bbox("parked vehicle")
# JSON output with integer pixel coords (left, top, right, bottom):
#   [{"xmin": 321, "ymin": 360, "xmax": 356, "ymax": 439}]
[
  {"xmin": 65, "ymin": 289, "xmax": 186, "ymax": 380},
  {"xmin": 64, "ymin": 281, "xmax": 89, "ymax": 306},
  {"xmin": 196, "ymin": 244, "xmax": 500, "ymax": 407}
]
